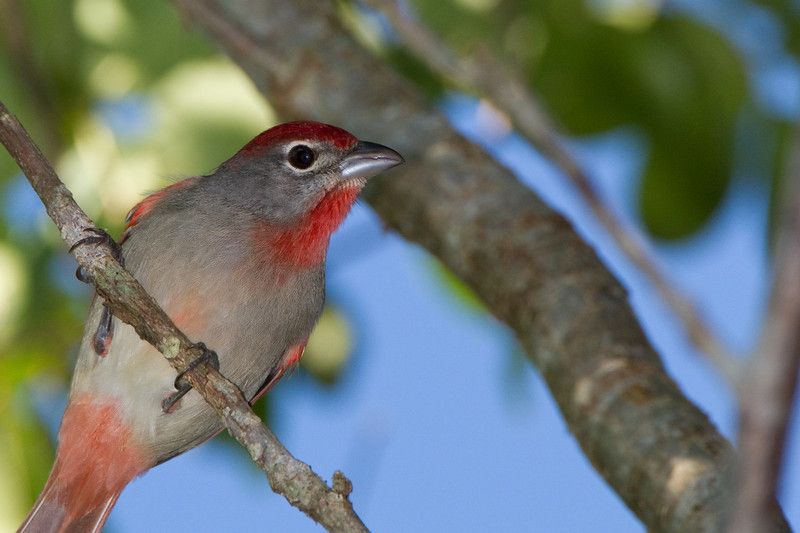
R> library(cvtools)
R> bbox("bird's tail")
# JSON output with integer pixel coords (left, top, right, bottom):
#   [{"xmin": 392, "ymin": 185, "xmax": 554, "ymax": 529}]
[
  {"xmin": 18, "ymin": 395, "xmax": 151, "ymax": 533},
  {"xmin": 18, "ymin": 474, "xmax": 119, "ymax": 533}
]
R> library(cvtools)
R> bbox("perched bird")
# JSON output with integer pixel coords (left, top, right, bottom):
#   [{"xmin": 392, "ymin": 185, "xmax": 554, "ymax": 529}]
[{"xmin": 20, "ymin": 121, "xmax": 403, "ymax": 532}]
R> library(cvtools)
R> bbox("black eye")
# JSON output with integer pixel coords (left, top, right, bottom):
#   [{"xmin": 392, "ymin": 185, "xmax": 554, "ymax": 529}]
[{"xmin": 288, "ymin": 145, "xmax": 316, "ymax": 170}]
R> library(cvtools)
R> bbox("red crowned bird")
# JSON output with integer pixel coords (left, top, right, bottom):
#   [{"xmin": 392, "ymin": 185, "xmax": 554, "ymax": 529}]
[{"xmin": 19, "ymin": 121, "xmax": 403, "ymax": 532}]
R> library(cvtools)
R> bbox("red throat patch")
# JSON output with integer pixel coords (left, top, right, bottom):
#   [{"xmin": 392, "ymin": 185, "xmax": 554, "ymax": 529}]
[{"xmin": 252, "ymin": 186, "xmax": 361, "ymax": 267}]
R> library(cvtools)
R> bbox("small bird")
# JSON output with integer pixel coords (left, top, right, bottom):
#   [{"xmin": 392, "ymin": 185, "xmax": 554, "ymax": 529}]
[{"xmin": 19, "ymin": 121, "xmax": 403, "ymax": 532}]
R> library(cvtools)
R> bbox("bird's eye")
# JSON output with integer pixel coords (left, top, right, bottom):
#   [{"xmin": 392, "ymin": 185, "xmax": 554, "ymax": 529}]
[{"xmin": 288, "ymin": 145, "xmax": 316, "ymax": 170}]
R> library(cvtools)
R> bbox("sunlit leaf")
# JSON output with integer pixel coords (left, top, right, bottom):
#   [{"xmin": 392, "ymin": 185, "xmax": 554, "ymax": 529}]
[
  {"xmin": 430, "ymin": 259, "xmax": 486, "ymax": 313},
  {"xmin": 303, "ymin": 306, "xmax": 354, "ymax": 385}
]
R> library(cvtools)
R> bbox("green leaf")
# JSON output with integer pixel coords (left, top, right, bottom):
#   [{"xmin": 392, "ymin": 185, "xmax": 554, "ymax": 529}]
[
  {"xmin": 410, "ymin": 0, "xmax": 749, "ymax": 239},
  {"xmin": 751, "ymin": 0, "xmax": 800, "ymax": 57},
  {"xmin": 303, "ymin": 306, "xmax": 354, "ymax": 385},
  {"xmin": 430, "ymin": 259, "xmax": 486, "ymax": 313}
]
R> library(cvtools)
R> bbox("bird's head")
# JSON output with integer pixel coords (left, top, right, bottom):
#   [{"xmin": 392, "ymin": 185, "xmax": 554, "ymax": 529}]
[
  {"xmin": 210, "ymin": 121, "xmax": 403, "ymax": 267},
  {"xmin": 214, "ymin": 121, "xmax": 403, "ymax": 224}
]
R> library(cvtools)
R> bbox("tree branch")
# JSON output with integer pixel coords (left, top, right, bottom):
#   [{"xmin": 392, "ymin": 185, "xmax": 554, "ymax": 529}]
[
  {"xmin": 729, "ymin": 127, "xmax": 800, "ymax": 532},
  {"xmin": 0, "ymin": 100, "xmax": 367, "ymax": 533},
  {"xmin": 360, "ymin": 0, "xmax": 741, "ymax": 385},
  {"xmin": 173, "ymin": 0, "xmax": 790, "ymax": 529}
]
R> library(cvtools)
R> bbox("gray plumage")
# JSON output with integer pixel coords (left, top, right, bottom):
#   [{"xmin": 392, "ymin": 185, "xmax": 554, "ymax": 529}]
[{"xmin": 20, "ymin": 121, "xmax": 402, "ymax": 533}]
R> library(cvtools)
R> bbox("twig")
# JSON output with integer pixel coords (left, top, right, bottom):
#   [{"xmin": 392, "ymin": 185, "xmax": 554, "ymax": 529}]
[
  {"xmin": 362, "ymin": 0, "xmax": 741, "ymax": 385},
  {"xmin": 0, "ymin": 100, "xmax": 368, "ymax": 533},
  {"xmin": 729, "ymin": 128, "xmax": 800, "ymax": 532}
]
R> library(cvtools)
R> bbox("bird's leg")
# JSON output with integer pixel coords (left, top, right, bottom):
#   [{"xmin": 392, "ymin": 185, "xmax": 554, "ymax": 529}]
[
  {"xmin": 70, "ymin": 228, "xmax": 125, "ymax": 356},
  {"xmin": 70, "ymin": 227, "xmax": 125, "ymax": 283},
  {"xmin": 92, "ymin": 307, "xmax": 114, "ymax": 357},
  {"xmin": 162, "ymin": 343, "xmax": 220, "ymax": 413}
]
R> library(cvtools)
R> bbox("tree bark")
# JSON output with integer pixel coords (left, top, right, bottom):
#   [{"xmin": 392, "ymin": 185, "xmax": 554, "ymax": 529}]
[{"xmin": 173, "ymin": 0, "xmax": 790, "ymax": 530}]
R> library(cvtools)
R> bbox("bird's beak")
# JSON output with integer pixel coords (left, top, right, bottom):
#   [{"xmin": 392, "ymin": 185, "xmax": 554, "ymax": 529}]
[{"xmin": 340, "ymin": 141, "xmax": 404, "ymax": 181}]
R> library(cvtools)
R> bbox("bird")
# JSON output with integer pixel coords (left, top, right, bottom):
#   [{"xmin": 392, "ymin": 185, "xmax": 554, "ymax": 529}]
[{"xmin": 19, "ymin": 120, "xmax": 403, "ymax": 533}]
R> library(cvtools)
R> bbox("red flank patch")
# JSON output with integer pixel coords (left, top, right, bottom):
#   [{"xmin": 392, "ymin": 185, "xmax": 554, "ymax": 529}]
[{"xmin": 49, "ymin": 394, "xmax": 150, "ymax": 519}]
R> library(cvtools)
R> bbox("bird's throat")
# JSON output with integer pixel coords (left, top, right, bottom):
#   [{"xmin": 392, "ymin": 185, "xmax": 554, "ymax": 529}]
[{"xmin": 254, "ymin": 186, "xmax": 361, "ymax": 267}]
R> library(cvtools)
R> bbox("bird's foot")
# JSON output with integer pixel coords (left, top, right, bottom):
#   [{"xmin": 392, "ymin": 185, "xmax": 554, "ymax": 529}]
[
  {"xmin": 70, "ymin": 227, "xmax": 124, "ymax": 283},
  {"xmin": 162, "ymin": 343, "xmax": 220, "ymax": 413},
  {"xmin": 70, "ymin": 228, "xmax": 124, "ymax": 355},
  {"xmin": 92, "ymin": 306, "xmax": 114, "ymax": 357}
]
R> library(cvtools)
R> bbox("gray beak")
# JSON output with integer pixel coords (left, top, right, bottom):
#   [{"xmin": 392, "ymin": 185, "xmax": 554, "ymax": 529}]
[{"xmin": 340, "ymin": 141, "xmax": 404, "ymax": 181}]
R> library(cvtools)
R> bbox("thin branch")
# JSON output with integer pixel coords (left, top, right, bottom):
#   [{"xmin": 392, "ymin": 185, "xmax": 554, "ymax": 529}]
[
  {"xmin": 0, "ymin": 100, "xmax": 368, "ymax": 533},
  {"xmin": 362, "ymin": 0, "xmax": 741, "ymax": 385},
  {"xmin": 176, "ymin": 0, "xmax": 789, "ymax": 529},
  {"xmin": 729, "ymin": 127, "xmax": 800, "ymax": 532}
]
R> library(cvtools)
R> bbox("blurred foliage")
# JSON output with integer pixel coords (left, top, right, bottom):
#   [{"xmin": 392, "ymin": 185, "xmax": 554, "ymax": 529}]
[
  {"xmin": 303, "ymin": 306, "xmax": 355, "ymax": 385},
  {"xmin": 379, "ymin": 0, "xmax": 792, "ymax": 240},
  {"xmin": 430, "ymin": 259, "xmax": 486, "ymax": 313},
  {"xmin": 752, "ymin": 0, "xmax": 800, "ymax": 56},
  {"xmin": 0, "ymin": 0, "xmax": 797, "ymax": 527}
]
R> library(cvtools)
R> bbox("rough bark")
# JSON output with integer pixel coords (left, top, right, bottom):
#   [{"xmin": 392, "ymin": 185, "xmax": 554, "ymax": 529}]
[{"xmin": 173, "ymin": 0, "xmax": 790, "ymax": 530}]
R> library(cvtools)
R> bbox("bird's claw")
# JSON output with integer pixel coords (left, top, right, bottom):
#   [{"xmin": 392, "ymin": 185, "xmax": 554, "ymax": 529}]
[
  {"xmin": 70, "ymin": 227, "xmax": 124, "ymax": 283},
  {"xmin": 70, "ymin": 228, "xmax": 124, "ymax": 355},
  {"xmin": 162, "ymin": 343, "xmax": 220, "ymax": 413},
  {"xmin": 92, "ymin": 306, "xmax": 114, "ymax": 357},
  {"xmin": 173, "ymin": 343, "xmax": 220, "ymax": 390}
]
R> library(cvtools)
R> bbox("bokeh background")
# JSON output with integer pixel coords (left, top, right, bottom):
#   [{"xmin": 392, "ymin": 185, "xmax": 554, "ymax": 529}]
[{"xmin": 0, "ymin": 0, "xmax": 798, "ymax": 530}]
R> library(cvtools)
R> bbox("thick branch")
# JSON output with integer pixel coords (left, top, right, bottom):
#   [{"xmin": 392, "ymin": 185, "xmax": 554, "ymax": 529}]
[
  {"xmin": 174, "ymin": 0, "xmax": 790, "ymax": 530},
  {"xmin": 729, "ymin": 129, "xmax": 800, "ymax": 532},
  {"xmin": 0, "ymin": 100, "xmax": 367, "ymax": 533},
  {"xmin": 362, "ymin": 0, "xmax": 740, "ymax": 384}
]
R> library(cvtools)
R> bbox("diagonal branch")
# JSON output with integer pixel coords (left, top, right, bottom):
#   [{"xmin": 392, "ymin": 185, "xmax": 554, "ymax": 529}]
[
  {"xmin": 361, "ymin": 0, "xmax": 741, "ymax": 385},
  {"xmin": 173, "ymin": 0, "xmax": 789, "ymax": 529},
  {"xmin": 0, "ymin": 100, "xmax": 367, "ymax": 533},
  {"xmin": 729, "ymin": 127, "xmax": 800, "ymax": 532}
]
